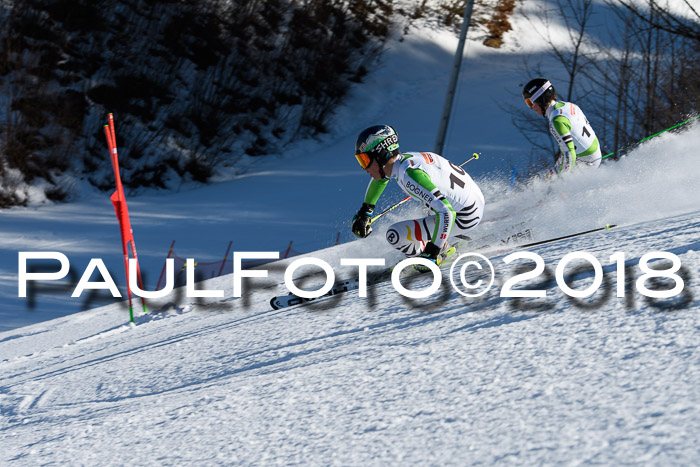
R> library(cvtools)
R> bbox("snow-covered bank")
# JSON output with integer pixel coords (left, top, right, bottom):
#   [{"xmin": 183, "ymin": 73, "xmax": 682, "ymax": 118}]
[
  {"xmin": 1, "ymin": 0, "xmax": 699, "ymax": 462},
  {"xmin": 1, "ymin": 205, "xmax": 698, "ymax": 464},
  {"xmin": 2, "ymin": 0, "xmax": 698, "ymax": 331},
  {"xmin": 1, "ymin": 121, "xmax": 699, "ymax": 465}
]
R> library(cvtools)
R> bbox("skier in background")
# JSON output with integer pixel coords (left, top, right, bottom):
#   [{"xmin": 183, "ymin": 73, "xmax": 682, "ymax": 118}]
[
  {"xmin": 350, "ymin": 125, "xmax": 485, "ymax": 273},
  {"xmin": 522, "ymin": 78, "xmax": 602, "ymax": 174}
]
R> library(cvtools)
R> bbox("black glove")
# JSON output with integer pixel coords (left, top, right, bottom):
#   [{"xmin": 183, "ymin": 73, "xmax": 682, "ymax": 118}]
[{"xmin": 351, "ymin": 203, "xmax": 375, "ymax": 238}]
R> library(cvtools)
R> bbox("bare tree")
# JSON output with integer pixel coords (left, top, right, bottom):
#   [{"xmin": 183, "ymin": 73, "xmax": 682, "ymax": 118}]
[
  {"xmin": 591, "ymin": 0, "xmax": 700, "ymax": 153},
  {"xmin": 511, "ymin": 0, "xmax": 699, "ymax": 170},
  {"xmin": 617, "ymin": 0, "xmax": 700, "ymax": 42},
  {"xmin": 507, "ymin": 0, "xmax": 598, "ymax": 172},
  {"xmin": 521, "ymin": 0, "xmax": 596, "ymax": 100}
]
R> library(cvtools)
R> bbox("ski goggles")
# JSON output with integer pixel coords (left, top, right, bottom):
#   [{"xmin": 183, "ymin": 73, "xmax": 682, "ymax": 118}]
[
  {"xmin": 355, "ymin": 152, "xmax": 373, "ymax": 169},
  {"xmin": 524, "ymin": 80, "xmax": 551, "ymax": 109}
]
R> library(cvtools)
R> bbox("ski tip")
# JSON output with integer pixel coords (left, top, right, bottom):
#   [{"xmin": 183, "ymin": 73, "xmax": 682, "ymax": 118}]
[{"xmin": 270, "ymin": 297, "xmax": 280, "ymax": 310}]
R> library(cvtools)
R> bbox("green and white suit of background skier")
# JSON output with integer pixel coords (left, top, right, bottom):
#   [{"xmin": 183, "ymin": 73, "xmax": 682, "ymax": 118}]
[
  {"xmin": 523, "ymin": 78, "xmax": 602, "ymax": 173},
  {"xmin": 351, "ymin": 125, "xmax": 485, "ymax": 272}
]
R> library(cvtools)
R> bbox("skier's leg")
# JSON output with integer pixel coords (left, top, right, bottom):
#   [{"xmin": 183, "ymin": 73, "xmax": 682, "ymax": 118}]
[
  {"xmin": 577, "ymin": 147, "xmax": 602, "ymax": 168},
  {"xmin": 452, "ymin": 199, "xmax": 484, "ymax": 233},
  {"xmin": 385, "ymin": 217, "xmax": 437, "ymax": 257},
  {"xmin": 385, "ymin": 199, "xmax": 484, "ymax": 257}
]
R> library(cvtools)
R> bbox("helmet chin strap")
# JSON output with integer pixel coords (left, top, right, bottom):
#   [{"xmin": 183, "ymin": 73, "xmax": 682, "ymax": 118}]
[
  {"xmin": 379, "ymin": 152, "xmax": 399, "ymax": 180},
  {"xmin": 373, "ymin": 153, "xmax": 390, "ymax": 180}
]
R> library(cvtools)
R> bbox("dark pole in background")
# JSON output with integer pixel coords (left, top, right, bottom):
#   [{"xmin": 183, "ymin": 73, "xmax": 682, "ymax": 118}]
[{"xmin": 434, "ymin": 0, "xmax": 475, "ymax": 155}]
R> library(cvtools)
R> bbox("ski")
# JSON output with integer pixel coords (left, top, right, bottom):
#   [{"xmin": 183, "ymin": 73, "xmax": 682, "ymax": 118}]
[
  {"xmin": 270, "ymin": 242, "xmax": 472, "ymax": 309},
  {"xmin": 268, "ymin": 223, "xmax": 536, "ymax": 310},
  {"xmin": 486, "ymin": 224, "xmax": 617, "ymax": 255},
  {"xmin": 270, "ymin": 279, "xmax": 357, "ymax": 310},
  {"xmin": 269, "ymin": 253, "xmax": 447, "ymax": 310},
  {"xmin": 268, "ymin": 236, "xmax": 476, "ymax": 310},
  {"xmin": 268, "ymin": 223, "xmax": 616, "ymax": 310},
  {"xmin": 463, "ymin": 222, "xmax": 534, "ymax": 251}
]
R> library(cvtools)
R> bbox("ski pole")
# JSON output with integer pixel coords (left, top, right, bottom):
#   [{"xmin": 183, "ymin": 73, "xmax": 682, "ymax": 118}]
[{"xmin": 369, "ymin": 152, "xmax": 480, "ymax": 225}]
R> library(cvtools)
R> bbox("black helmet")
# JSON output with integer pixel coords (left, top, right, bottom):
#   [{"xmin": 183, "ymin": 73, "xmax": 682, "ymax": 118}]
[
  {"xmin": 354, "ymin": 125, "xmax": 400, "ymax": 169},
  {"xmin": 522, "ymin": 78, "xmax": 556, "ymax": 109}
]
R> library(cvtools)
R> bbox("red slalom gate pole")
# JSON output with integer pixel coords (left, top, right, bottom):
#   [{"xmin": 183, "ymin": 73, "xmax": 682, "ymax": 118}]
[
  {"xmin": 105, "ymin": 114, "xmax": 148, "ymax": 321},
  {"xmin": 104, "ymin": 124, "xmax": 134, "ymax": 321}
]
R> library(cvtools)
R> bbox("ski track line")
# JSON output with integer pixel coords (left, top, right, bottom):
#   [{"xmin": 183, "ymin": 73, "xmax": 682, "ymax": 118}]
[
  {"xmin": 2, "ymin": 279, "xmax": 337, "ymax": 386},
  {"xmin": 8, "ymin": 216, "xmax": 696, "ymax": 388},
  {"xmin": 2, "ymin": 303, "xmax": 303, "ymax": 387},
  {"xmin": 5, "ymin": 213, "xmax": 698, "ymax": 401},
  {"xmin": 3, "ymin": 291, "xmax": 511, "ymax": 411}
]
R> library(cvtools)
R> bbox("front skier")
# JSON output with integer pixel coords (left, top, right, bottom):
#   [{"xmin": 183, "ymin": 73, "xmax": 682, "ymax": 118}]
[
  {"xmin": 522, "ymin": 77, "xmax": 602, "ymax": 174},
  {"xmin": 351, "ymin": 125, "xmax": 485, "ymax": 273}
]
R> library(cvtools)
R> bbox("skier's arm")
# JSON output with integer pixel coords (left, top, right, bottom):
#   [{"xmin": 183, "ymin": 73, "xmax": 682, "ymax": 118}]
[
  {"xmin": 363, "ymin": 178, "xmax": 389, "ymax": 205},
  {"xmin": 405, "ymin": 168, "xmax": 455, "ymax": 249},
  {"xmin": 552, "ymin": 115, "xmax": 577, "ymax": 173},
  {"xmin": 351, "ymin": 179, "xmax": 389, "ymax": 239}
]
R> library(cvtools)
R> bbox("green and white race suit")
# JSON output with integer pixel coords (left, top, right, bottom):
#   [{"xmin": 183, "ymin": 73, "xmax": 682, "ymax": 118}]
[
  {"xmin": 363, "ymin": 152, "xmax": 485, "ymax": 256},
  {"xmin": 546, "ymin": 101, "xmax": 602, "ymax": 173}
]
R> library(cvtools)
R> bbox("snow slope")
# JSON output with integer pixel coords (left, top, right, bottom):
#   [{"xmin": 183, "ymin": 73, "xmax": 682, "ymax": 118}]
[
  {"xmin": 2, "ymin": 0, "xmax": 698, "ymax": 330},
  {"xmin": 0, "ymin": 0, "xmax": 581, "ymax": 329},
  {"xmin": 1, "ymin": 0, "xmax": 699, "ymax": 463},
  {"xmin": 1, "ymin": 115, "xmax": 700, "ymax": 464},
  {"xmin": 1, "ymin": 198, "xmax": 699, "ymax": 464}
]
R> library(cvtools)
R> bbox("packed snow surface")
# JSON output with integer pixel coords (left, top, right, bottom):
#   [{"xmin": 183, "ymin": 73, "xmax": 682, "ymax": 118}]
[
  {"xmin": 2, "ymin": 123, "xmax": 699, "ymax": 462},
  {"xmin": 1, "ymin": 0, "xmax": 699, "ymax": 463},
  {"xmin": 1, "ymin": 203, "xmax": 699, "ymax": 464}
]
